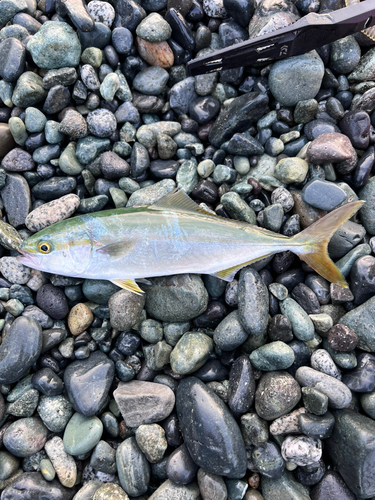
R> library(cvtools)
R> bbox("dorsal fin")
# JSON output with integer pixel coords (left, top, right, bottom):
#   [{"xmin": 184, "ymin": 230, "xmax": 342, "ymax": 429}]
[{"xmin": 149, "ymin": 189, "xmax": 215, "ymax": 216}]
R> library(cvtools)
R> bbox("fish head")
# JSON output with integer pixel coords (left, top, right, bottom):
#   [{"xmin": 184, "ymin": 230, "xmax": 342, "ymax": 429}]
[{"xmin": 17, "ymin": 218, "xmax": 93, "ymax": 277}]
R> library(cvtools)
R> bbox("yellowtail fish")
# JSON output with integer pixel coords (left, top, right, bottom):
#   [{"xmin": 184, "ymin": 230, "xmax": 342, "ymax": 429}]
[{"xmin": 17, "ymin": 190, "xmax": 364, "ymax": 295}]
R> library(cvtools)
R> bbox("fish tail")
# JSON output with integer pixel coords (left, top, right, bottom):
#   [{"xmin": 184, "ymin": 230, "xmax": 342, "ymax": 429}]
[{"xmin": 291, "ymin": 201, "xmax": 365, "ymax": 288}]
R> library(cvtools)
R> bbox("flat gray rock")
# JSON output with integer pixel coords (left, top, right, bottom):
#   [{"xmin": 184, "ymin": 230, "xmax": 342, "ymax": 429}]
[{"xmin": 113, "ymin": 380, "xmax": 175, "ymax": 427}]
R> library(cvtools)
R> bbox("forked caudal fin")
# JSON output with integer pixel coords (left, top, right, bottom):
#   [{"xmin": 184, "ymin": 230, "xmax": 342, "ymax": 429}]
[{"xmin": 291, "ymin": 200, "xmax": 365, "ymax": 288}]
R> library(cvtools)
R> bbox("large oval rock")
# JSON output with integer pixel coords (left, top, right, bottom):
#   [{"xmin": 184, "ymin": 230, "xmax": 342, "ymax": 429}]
[
  {"xmin": 1, "ymin": 472, "xmax": 75, "ymax": 500},
  {"xmin": 3, "ymin": 418, "xmax": 48, "ymax": 457},
  {"xmin": 360, "ymin": 176, "xmax": 375, "ymax": 235},
  {"xmin": 295, "ymin": 367, "xmax": 352, "ymax": 409},
  {"xmin": 0, "ymin": 316, "xmax": 42, "ymax": 384},
  {"xmin": 268, "ymin": 50, "xmax": 324, "ymax": 106},
  {"xmin": 116, "ymin": 437, "xmax": 150, "ymax": 497},
  {"xmin": 238, "ymin": 267, "xmax": 268, "ymax": 336},
  {"xmin": 63, "ymin": 413, "xmax": 103, "ymax": 456},
  {"xmin": 64, "ymin": 351, "xmax": 114, "ymax": 416},
  {"xmin": 27, "ymin": 21, "xmax": 81, "ymax": 69},
  {"xmin": 145, "ymin": 274, "xmax": 208, "ymax": 322},
  {"xmin": 114, "ymin": 380, "xmax": 175, "ymax": 427},
  {"xmin": 176, "ymin": 377, "xmax": 247, "ymax": 478},
  {"xmin": 255, "ymin": 371, "xmax": 301, "ymax": 421}
]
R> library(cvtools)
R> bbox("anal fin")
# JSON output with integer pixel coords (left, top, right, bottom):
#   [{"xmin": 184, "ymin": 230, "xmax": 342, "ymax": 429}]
[
  {"xmin": 211, "ymin": 254, "xmax": 273, "ymax": 282},
  {"xmin": 111, "ymin": 279, "xmax": 145, "ymax": 295}
]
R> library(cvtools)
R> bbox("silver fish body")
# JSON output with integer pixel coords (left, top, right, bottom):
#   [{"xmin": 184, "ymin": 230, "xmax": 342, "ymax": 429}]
[{"xmin": 17, "ymin": 190, "xmax": 364, "ymax": 293}]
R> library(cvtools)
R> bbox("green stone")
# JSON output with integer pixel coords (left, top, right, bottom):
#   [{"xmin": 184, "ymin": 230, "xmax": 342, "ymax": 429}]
[
  {"xmin": 40, "ymin": 458, "xmax": 56, "ymax": 481},
  {"xmin": 250, "ymin": 341, "xmax": 295, "ymax": 371},
  {"xmin": 12, "ymin": 72, "xmax": 47, "ymax": 107},
  {"xmin": 100, "ymin": 73, "xmax": 120, "ymax": 102},
  {"xmin": 0, "ymin": 80, "xmax": 13, "ymax": 107},
  {"xmin": 112, "ymin": 141, "xmax": 132, "ymax": 158},
  {"xmin": 326, "ymin": 409, "xmax": 375, "ymax": 498},
  {"xmin": 361, "ymin": 391, "xmax": 375, "ymax": 419},
  {"xmin": 0, "ymin": 451, "xmax": 19, "ymax": 481},
  {"xmin": 8, "ymin": 117, "xmax": 27, "ymax": 146},
  {"xmin": 118, "ymin": 177, "xmax": 140, "ymax": 194},
  {"xmin": 280, "ymin": 297, "xmax": 315, "ymax": 341},
  {"xmin": 45, "ymin": 120, "xmax": 64, "ymax": 144},
  {"xmin": 7, "ymin": 374, "xmax": 33, "ymax": 402},
  {"xmin": 302, "ymin": 387, "xmax": 328, "ymax": 416},
  {"xmin": 144, "ymin": 341, "xmax": 173, "ymax": 370},
  {"xmin": 269, "ymin": 283, "xmax": 288, "ymax": 300},
  {"xmin": 176, "ymin": 159, "xmax": 198, "ymax": 195},
  {"xmin": 140, "ymin": 319, "xmax": 163, "ymax": 343},
  {"xmin": 163, "ymin": 322, "xmax": 190, "ymax": 347},
  {"xmin": 274, "ymin": 157, "xmax": 309, "ymax": 184},
  {"xmin": 27, "ymin": 21, "xmax": 81, "ymax": 69},
  {"xmin": 322, "ymin": 338, "xmax": 357, "ymax": 369},
  {"xmin": 115, "ymin": 69, "xmax": 132, "ymax": 102},
  {"xmin": 136, "ymin": 12, "xmax": 172, "ymax": 42},
  {"xmin": 294, "ymin": 99, "xmax": 318, "ymax": 124},
  {"xmin": 109, "ymin": 187, "xmax": 127, "ymax": 208},
  {"xmin": 145, "ymin": 273, "xmax": 208, "ymax": 322},
  {"xmin": 4, "ymin": 298, "xmax": 24, "ymax": 316},
  {"xmin": 76, "ymin": 136, "xmax": 110, "ymax": 165},
  {"xmin": 82, "ymin": 279, "xmax": 120, "ymax": 305},
  {"xmin": 360, "ymin": 176, "xmax": 375, "ymax": 235},
  {"xmin": 262, "ymin": 470, "xmax": 310, "ymax": 500},
  {"xmin": 81, "ymin": 47, "xmax": 102, "ymax": 68},
  {"xmin": 116, "ymin": 361, "xmax": 135, "ymax": 382},
  {"xmin": 63, "ymin": 412, "xmax": 103, "ymax": 456},
  {"xmin": 170, "ymin": 332, "xmax": 213, "ymax": 375},
  {"xmin": 213, "ymin": 310, "xmax": 248, "ymax": 352},
  {"xmin": 59, "ymin": 142, "xmax": 84, "ymax": 175},
  {"xmin": 221, "ymin": 192, "xmax": 256, "ymax": 224},
  {"xmin": 25, "ymin": 107, "xmax": 47, "ymax": 133},
  {"xmin": 340, "ymin": 296, "xmax": 375, "ymax": 351}
]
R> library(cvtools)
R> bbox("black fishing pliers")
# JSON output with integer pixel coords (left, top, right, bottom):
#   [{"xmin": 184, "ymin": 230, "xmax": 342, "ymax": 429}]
[{"xmin": 187, "ymin": 0, "xmax": 375, "ymax": 75}]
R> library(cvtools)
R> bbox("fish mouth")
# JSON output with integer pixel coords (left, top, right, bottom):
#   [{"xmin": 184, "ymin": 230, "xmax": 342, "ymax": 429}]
[{"xmin": 16, "ymin": 249, "xmax": 42, "ymax": 269}]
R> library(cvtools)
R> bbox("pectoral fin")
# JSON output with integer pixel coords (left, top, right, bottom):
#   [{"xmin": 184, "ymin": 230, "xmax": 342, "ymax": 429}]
[
  {"xmin": 111, "ymin": 279, "xmax": 145, "ymax": 295},
  {"xmin": 211, "ymin": 254, "xmax": 273, "ymax": 281},
  {"xmin": 97, "ymin": 241, "xmax": 136, "ymax": 259}
]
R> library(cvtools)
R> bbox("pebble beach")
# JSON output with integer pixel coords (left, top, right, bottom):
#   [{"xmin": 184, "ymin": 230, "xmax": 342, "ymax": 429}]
[{"xmin": 1, "ymin": 0, "xmax": 375, "ymax": 498}]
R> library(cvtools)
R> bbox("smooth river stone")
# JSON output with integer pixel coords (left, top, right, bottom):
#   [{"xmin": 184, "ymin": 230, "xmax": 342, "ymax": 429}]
[
  {"xmin": 295, "ymin": 366, "xmax": 352, "ymax": 409},
  {"xmin": 148, "ymin": 479, "xmax": 200, "ymax": 500},
  {"xmin": 326, "ymin": 409, "xmax": 375, "ymax": 498},
  {"xmin": 116, "ymin": 437, "xmax": 150, "ymax": 497},
  {"xmin": 0, "ymin": 316, "xmax": 42, "ymax": 384},
  {"xmin": 238, "ymin": 267, "xmax": 269, "ymax": 336},
  {"xmin": 63, "ymin": 412, "xmax": 103, "ymax": 456},
  {"xmin": 176, "ymin": 377, "xmax": 247, "ymax": 478},
  {"xmin": 64, "ymin": 350, "xmax": 114, "ymax": 416},
  {"xmin": 114, "ymin": 380, "xmax": 175, "ymax": 427},
  {"xmin": 3, "ymin": 418, "xmax": 48, "ymax": 457},
  {"xmin": 306, "ymin": 132, "xmax": 355, "ymax": 164},
  {"xmin": 1, "ymin": 472, "xmax": 75, "ymax": 500},
  {"xmin": 262, "ymin": 470, "xmax": 311, "ymax": 500}
]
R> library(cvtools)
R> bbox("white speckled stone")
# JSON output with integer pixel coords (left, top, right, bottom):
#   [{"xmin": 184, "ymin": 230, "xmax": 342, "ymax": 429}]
[
  {"xmin": 310, "ymin": 349, "xmax": 342, "ymax": 380},
  {"xmin": 281, "ymin": 435, "xmax": 322, "ymax": 466}
]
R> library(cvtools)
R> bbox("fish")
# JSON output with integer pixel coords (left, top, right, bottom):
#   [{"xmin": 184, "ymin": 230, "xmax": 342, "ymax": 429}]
[{"xmin": 17, "ymin": 189, "xmax": 364, "ymax": 295}]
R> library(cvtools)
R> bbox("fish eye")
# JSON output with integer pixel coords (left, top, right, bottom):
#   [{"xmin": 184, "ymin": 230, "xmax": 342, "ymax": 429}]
[{"xmin": 38, "ymin": 242, "xmax": 52, "ymax": 254}]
